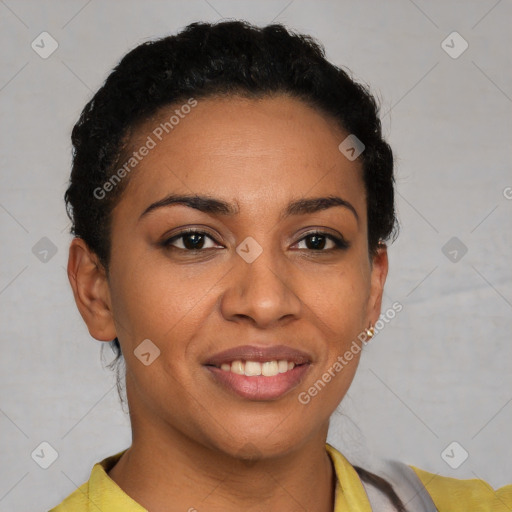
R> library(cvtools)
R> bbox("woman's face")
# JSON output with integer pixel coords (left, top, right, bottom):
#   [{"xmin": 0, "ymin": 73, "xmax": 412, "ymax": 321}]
[{"xmin": 78, "ymin": 95, "xmax": 387, "ymax": 459}]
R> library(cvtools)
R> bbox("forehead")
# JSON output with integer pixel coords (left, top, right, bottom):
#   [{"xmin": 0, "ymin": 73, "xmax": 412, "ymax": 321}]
[{"xmin": 113, "ymin": 95, "xmax": 366, "ymax": 221}]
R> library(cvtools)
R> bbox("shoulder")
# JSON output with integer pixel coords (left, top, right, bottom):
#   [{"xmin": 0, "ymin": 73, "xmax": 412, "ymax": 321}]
[
  {"xmin": 411, "ymin": 466, "xmax": 512, "ymax": 512},
  {"xmin": 327, "ymin": 443, "xmax": 512, "ymax": 512},
  {"xmin": 49, "ymin": 449, "xmax": 146, "ymax": 512}
]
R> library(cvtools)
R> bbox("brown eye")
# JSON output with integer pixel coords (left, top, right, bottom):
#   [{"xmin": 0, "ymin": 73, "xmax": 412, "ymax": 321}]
[
  {"xmin": 163, "ymin": 230, "xmax": 220, "ymax": 251},
  {"xmin": 295, "ymin": 232, "xmax": 349, "ymax": 251}
]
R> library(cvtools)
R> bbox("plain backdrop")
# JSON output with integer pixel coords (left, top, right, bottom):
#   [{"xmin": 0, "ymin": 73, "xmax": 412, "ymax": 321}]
[{"xmin": 0, "ymin": 1, "xmax": 511, "ymax": 510}]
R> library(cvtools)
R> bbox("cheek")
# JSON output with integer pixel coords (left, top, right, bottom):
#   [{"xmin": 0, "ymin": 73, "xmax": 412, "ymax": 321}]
[
  {"xmin": 306, "ymin": 263, "xmax": 370, "ymax": 333},
  {"xmin": 304, "ymin": 262, "xmax": 370, "ymax": 399},
  {"xmin": 108, "ymin": 251, "xmax": 219, "ymax": 352}
]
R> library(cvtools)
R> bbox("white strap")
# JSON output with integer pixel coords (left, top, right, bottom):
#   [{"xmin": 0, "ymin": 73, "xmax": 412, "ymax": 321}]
[{"xmin": 360, "ymin": 460, "xmax": 438, "ymax": 512}]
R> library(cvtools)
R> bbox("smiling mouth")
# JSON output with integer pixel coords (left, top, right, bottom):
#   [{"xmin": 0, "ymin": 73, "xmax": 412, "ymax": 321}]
[
  {"xmin": 203, "ymin": 344, "xmax": 312, "ymax": 400},
  {"xmin": 204, "ymin": 362, "xmax": 311, "ymax": 401},
  {"xmin": 207, "ymin": 359, "xmax": 306, "ymax": 377}
]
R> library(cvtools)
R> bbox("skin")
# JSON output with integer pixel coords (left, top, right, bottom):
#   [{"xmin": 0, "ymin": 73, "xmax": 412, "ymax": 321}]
[{"xmin": 67, "ymin": 94, "xmax": 388, "ymax": 512}]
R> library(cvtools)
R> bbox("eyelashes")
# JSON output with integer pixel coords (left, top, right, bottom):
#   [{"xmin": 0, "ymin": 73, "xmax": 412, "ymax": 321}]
[
  {"xmin": 295, "ymin": 231, "xmax": 350, "ymax": 251},
  {"xmin": 161, "ymin": 228, "xmax": 350, "ymax": 253},
  {"xmin": 162, "ymin": 229, "xmax": 221, "ymax": 251}
]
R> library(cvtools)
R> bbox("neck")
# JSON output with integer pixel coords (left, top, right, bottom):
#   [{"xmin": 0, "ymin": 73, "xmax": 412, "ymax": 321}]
[{"xmin": 108, "ymin": 413, "xmax": 335, "ymax": 511}]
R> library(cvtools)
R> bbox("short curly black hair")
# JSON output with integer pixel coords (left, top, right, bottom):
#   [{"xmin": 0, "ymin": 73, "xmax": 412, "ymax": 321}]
[{"xmin": 65, "ymin": 19, "xmax": 397, "ymax": 375}]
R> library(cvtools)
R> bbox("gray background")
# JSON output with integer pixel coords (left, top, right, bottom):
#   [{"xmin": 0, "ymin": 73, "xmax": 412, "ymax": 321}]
[{"xmin": 1, "ymin": 0, "xmax": 511, "ymax": 510}]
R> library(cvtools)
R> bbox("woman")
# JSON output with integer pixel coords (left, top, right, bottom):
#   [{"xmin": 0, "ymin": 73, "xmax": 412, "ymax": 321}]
[{"xmin": 51, "ymin": 20, "xmax": 511, "ymax": 511}]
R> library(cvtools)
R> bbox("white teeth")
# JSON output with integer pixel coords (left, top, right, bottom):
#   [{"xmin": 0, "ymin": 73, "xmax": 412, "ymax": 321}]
[
  {"xmin": 262, "ymin": 360, "xmax": 279, "ymax": 377},
  {"xmin": 245, "ymin": 361, "xmax": 262, "ymax": 376},
  {"xmin": 218, "ymin": 359, "xmax": 299, "ymax": 376},
  {"xmin": 231, "ymin": 360, "xmax": 244, "ymax": 375}
]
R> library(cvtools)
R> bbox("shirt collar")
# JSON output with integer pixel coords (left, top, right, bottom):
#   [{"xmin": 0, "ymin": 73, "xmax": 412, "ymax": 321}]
[
  {"xmin": 88, "ymin": 449, "xmax": 146, "ymax": 512},
  {"xmin": 326, "ymin": 443, "xmax": 373, "ymax": 512}
]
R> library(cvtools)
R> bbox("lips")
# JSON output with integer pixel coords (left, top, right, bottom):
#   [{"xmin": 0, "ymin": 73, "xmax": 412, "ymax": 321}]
[
  {"xmin": 204, "ymin": 344, "xmax": 311, "ymax": 367},
  {"xmin": 203, "ymin": 344, "xmax": 312, "ymax": 401}
]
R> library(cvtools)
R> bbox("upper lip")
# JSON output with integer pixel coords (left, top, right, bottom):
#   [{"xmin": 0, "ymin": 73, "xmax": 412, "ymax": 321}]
[{"xmin": 204, "ymin": 344, "xmax": 312, "ymax": 367}]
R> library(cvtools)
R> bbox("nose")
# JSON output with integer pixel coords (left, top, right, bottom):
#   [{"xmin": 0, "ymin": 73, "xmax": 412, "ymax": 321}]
[{"xmin": 220, "ymin": 244, "xmax": 302, "ymax": 329}]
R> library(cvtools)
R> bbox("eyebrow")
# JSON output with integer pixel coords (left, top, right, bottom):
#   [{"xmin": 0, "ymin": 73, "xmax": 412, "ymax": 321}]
[{"xmin": 138, "ymin": 193, "xmax": 359, "ymax": 223}]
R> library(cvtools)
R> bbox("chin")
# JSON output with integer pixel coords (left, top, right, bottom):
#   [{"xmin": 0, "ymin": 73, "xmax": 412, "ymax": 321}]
[{"xmin": 206, "ymin": 426, "xmax": 307, "ymax": 462}]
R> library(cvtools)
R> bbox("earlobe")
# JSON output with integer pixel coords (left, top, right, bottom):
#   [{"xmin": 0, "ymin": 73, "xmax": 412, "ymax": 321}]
[
  {"xmin": 367, "ymin": 244, "xmax": 389, "ymax": 324},
  {"xmin": 67, "ymin": 237, "xmax": 117, "ymax": 342}
]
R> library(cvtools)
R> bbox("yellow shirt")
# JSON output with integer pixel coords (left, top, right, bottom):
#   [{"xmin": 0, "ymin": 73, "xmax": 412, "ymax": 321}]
[{"xmin": 50, "ymin": 444, "xmax": 512, "ymax": 511}]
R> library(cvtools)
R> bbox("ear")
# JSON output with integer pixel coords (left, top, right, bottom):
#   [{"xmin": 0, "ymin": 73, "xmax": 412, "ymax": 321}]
[
  {"xmin": 67, "ymin": 237, "xmax": 117, "ymax": 342},
  {"xmin": 367, "ymin": 244, "xmax": 389, "ymax": 325}
]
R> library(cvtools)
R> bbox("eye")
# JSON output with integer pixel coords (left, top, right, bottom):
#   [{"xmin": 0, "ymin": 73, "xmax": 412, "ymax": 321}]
[
  {"xmin": 294, "ymin": 231, "xmax": 349, "ymax": 251},
  {"xmin": 162, "ymin": 229, "xmax": 221, "ymax": 251},
  {"xmin": 161, "ymin": 229, "xmax": 349, "ymax": 253}
]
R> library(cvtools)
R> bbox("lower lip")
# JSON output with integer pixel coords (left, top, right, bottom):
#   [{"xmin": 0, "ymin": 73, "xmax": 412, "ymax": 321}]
[{"xmin": 205, "ymin": 364, "xmax": 311, "ymax": 401}]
